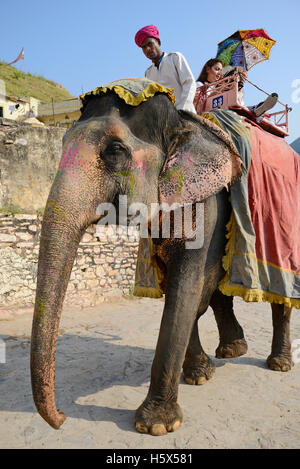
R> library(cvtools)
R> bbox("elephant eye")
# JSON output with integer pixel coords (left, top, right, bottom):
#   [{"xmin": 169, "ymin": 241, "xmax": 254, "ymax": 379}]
[
  {"xmin": 105, "ymin": 140, "xmax": 128, "ymax": 154},
  {"xmin": 101, "ymin": 139, "xmax": 130, "ymax": 170}
]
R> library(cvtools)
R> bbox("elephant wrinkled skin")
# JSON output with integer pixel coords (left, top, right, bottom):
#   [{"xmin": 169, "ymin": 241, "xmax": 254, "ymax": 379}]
[{"xmin": 31, "ymin": 85, "xmax": 294, "ymax": 435}]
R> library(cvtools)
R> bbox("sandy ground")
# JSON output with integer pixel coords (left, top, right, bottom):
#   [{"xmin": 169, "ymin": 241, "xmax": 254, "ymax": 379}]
[{"xmin": 0, "ymin": 295, "xmax": 299, "ymax": 449}]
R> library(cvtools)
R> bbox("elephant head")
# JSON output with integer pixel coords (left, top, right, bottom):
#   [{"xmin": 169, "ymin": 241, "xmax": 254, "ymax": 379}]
[{"xmin": 30, "ymin": 80, "xmax": 242, "ymax": 429}]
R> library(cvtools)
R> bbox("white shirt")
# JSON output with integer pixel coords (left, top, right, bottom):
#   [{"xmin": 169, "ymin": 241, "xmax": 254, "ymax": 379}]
[{"xmin": 145, "ymin": 52, "xmax": 196, "ymax": 113}]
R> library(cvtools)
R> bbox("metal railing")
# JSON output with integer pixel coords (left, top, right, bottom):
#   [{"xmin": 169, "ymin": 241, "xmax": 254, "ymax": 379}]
[{"xmin": 194, "ymin": 72, "xmax": 291, "ymax": 135}]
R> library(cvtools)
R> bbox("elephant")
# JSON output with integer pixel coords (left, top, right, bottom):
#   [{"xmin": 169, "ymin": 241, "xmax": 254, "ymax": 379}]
[{"xmin": 30, "ymin": 79, "xmax": 295, "ymax": 436}]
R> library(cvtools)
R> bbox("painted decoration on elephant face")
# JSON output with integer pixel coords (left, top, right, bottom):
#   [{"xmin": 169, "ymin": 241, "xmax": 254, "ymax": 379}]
[
  {"xmin": 130, "ymin": 151, "xmax": 146, "ymax": 177},
  {"xmin": 58, "ymin": 141, "xmax": 92, "ymax": 180},
  {"xmin": 159, "ymin": 139, "xmax": 240, "ymax": 206},
  {"xmin": 59, "ymin": 144, "xmax": 80, "ymax": 171}
]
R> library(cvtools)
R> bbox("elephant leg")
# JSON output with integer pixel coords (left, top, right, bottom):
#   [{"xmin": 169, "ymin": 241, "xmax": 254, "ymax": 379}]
[
  {"xmin": 210, "ymin": 289, "xmax": 248, "ymax": 358},
  {"xmin": 135, "ymin": 249, "xmax": 207, "ymax": 436},
  {"xmin": 182, "ymin": 318, "xmax": 216, "ymax": 385},
  {"xmin": 267, "ymin": 304, "xmax": 293, "ymax": 371}
]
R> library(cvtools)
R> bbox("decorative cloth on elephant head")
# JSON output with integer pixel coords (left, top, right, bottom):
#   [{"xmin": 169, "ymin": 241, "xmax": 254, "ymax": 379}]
[
  {"xmin": 80, "ymin": 79, "xmax": 243, "ymax": 209},
  {"xmin": 80, "ymin": 78, "xmax": 175, "ymax": 109}
]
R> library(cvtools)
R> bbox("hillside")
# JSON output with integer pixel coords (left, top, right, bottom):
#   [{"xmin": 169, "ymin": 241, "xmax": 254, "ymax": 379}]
[
  {"xmin": 0, "ymin": 62, "xmax": 74, "ymax": 103},
  {"xmin": 291, "ymin": 137, "xmax": 300, "ymax": 155}
]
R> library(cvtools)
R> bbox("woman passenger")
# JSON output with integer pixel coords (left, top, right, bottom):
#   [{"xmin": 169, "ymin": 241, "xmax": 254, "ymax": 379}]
[
  {"xmin": 196, "ymin": 58, "xmax": 278, "ymax": 120},
  {"xmin": 196, "ymin": 58, "xmax": 247, "ymax": 105}
]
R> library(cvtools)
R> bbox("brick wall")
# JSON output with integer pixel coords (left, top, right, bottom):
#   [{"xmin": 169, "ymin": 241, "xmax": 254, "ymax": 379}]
[{"xmin": 0, "ymin": 213, "xmax": 139, "ymax": 308}]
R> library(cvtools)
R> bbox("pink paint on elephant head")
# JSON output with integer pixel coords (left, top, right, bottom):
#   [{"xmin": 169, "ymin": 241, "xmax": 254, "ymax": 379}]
[
  {"xmin": 59, "ymin": 145, "xmax": 80, "ymax": 170},
  {"xmin": 131, "ymin": 148, "xmax": 151, "ymax": 177},
  {"xmin": 159, "ymin": 145, "xmax": 242, "ymax": 206},
  {"xmin": 177, "ymin": 152, "xmax": 192, "ymax": 168},
  {"xmin": 130, "ymin": 159, "xmax": 146, "ymax": 177},
  {"xmin": 59, "ymin": 141, "xmax": 95, "ymax": 173}
]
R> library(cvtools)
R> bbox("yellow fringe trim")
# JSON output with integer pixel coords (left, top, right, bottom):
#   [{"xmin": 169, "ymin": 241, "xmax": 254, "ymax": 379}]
[
  {"xmin": 150, "ymin": 238, "xmax": 166, "ymax": 293},
  {"xmin": 80, "ymin": 82, "xmax": 175, "ymax": 107},
  {"xmin": 133, "ymin": 236, "xmax": 165, "ymax": 299},
  {"xmin": 200, "ymin": 112, "xmax": 222, "ymax": 129},
  {"xmin": 218, "ymin": 212, "xmax": 300, "ymax": 309},
  {"xmin": 133, "ymin": 286, "xmax": 163, "ymax": 299}
]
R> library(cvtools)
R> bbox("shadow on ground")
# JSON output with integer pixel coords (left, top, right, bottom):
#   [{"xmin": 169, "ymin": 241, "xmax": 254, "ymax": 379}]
[
  {"xmin": 0, "ymin": 328, "xmax": 269, "ymax": 432},
  {"xmin": 0, "ymin": 332, "xmax": 155, "ymax": 431}
]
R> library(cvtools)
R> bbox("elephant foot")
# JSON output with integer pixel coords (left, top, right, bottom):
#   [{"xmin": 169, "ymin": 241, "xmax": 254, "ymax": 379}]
[
  {"xmin": 215, "ymin": 338, "xmax": 248, "ymax": 359},
  {"xmin": 135, "ymin": 398, "xmax": 183, "ymax": 436},
  {"xmin": 267, "ymin": 353, "xmax": 294, "ymax": 372},
  {"xmin": 182, "ymin": 353, "xmax": 216, "ymax": 385}
]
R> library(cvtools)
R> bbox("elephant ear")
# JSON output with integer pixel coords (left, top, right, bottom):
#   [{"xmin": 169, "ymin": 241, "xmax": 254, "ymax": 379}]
[{"xmin": 159, "ymin": 114, "xmax": 243, "ymax": 206}]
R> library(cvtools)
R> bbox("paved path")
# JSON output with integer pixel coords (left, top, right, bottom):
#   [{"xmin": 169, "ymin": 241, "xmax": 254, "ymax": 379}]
[{"xmin": 0, "ymin": 296, "xmax": 299, "ymax": 449}]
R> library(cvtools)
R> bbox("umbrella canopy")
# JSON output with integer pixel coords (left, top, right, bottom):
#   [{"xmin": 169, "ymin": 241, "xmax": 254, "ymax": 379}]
[{"xmin": 216, "ymin": 29, "xmax": 276, "ymax": 70}]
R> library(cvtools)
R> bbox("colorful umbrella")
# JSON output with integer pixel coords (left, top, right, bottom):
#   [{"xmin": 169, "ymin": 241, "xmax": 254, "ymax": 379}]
[{"xmin": 216, "ymin": 29, "xmax": 276, "ymax": 70}]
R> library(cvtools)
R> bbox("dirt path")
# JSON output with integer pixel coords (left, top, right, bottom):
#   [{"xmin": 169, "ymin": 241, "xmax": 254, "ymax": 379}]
[{"xmin": 0, "ymin": 296, "xmax": 299, "ymax": 449}]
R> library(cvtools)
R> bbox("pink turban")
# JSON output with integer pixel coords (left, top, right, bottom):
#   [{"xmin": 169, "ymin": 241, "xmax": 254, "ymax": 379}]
[{"xmin": 135, "ymin": 24, "xmax": 160, "ymax": 47}]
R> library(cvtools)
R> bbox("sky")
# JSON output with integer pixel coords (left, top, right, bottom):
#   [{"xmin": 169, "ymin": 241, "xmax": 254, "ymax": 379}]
[{"xmin": 1, "ymin": 0, "xmax": 299, "ymax": 143}]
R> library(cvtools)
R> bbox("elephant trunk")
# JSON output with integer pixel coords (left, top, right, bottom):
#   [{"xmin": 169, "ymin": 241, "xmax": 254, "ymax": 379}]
[
  {"xmin": 30, "ymin": 202, "xmax": 85, "ymax": 428},
  {"xmin": 30, "ymin": 145, "xmax": 112, "ymax": 428}
]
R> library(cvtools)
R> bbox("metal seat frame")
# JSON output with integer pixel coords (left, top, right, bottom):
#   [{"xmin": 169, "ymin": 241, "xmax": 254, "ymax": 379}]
[{"xmin": 194, "ymin": 72, "xmax": 290, "ymax": 137}]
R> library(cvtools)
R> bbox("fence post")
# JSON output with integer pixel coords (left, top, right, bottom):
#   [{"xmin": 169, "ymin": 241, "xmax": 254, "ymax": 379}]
[{"xmin": 51, "ymin": 98, "xmax": 56, "ymax": 125}]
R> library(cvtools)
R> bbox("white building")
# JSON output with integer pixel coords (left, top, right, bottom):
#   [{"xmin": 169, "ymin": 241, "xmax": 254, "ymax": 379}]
[
  {"xmin": 0, "ymin": 78, "xmax": 80, "ymax": 127},
  {"xmin": 0, "ymin": 93, "xmax": 40, "ymax": 121}
]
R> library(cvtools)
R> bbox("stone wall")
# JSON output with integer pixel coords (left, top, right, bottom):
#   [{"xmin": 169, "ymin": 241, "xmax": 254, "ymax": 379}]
[
  {"xmin": 0, "ymin": 120, "xmax": 141, "ymax": 310},
  {"xmin": 0, "ymin": 213, "xmax": 139, "ymax": 308},
  {"xmin": 0, "ymin": 119, "xmax": 65, "ymax": 212}
]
